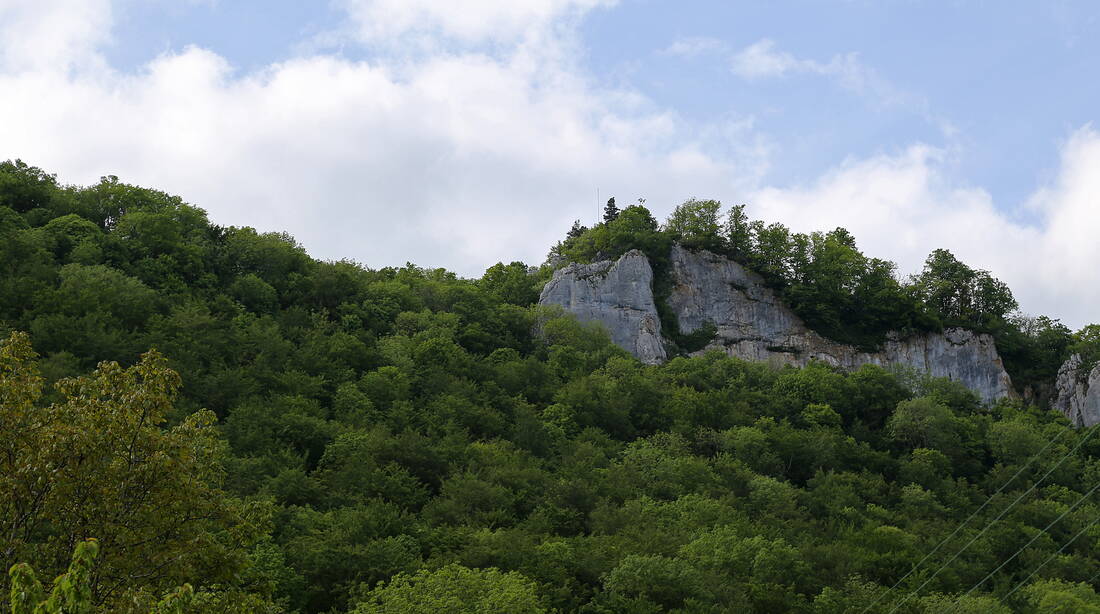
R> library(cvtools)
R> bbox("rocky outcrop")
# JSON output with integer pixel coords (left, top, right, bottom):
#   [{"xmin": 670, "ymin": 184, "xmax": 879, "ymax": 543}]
[
  {"xmin": 540, "ymin": 245, "xmax": 1017, "ymax": 404},
  {"xmin": 1053, "ymin": 354, "xmax": 1100, "ymax": 426},
  {"xmin": 539, "ymin": 250, "xmax": 667, "ymax": 364},
  {"xmin": 666, "ymin": 246, "xmax": 1015, "ymax": 404}
]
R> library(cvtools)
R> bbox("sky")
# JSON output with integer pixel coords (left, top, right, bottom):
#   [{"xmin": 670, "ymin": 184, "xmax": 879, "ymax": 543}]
[{"xmin": 1, "ymin": 0, "xmax": 1099, "ymax": 328}]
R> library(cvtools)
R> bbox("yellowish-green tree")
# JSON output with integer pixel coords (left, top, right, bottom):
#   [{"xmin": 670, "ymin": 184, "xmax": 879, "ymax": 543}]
[
  {"xmin": 351, "ymin": 564, "xmax": 546, "ymax": 614},
  {"xmin": 0, "ymin": 332, "xmax": 270, "ymax": 611},
  {"xmin": 9, "ymin": 539, "xmax": 102, "ymax": 614}
]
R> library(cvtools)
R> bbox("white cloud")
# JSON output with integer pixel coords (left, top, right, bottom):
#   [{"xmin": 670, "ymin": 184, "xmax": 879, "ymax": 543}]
[
  {"xmin": 0, "ymin": 0, "xmax": 752, "ymax": 275},
  {"xmin": 729, "ymin": 38, "xmax": 931, "ymax": 122},
  {"xmin": 661, "ymin": 36, "xmax": 727, "ymax": 58},
  {"xmin": 730, "ymin": 39, "xmax": 881, "ymax": 94},
  {"xmin": 748, "ymin": 129, "xmax": 1100, "ymax": 329},
  {"xmin": 0, "ymin": 0, "xmax": 112, "ymax": 73},
  {"xmin": 730, "ymin": 39, "xmax": 805, "ymax": 78},
  {"xmin": 0, "ymin": 2, "xmax": 1097, "ymax": 330},
  {"xmin": 338, "ymin": 0, "xmax": 614, "ymax": 46}
]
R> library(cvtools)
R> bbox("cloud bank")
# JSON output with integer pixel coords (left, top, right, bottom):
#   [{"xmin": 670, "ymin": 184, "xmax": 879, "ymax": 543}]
[{"xmin": 0, "ymin": 1, "xmax": 1097, "ymax": 328}]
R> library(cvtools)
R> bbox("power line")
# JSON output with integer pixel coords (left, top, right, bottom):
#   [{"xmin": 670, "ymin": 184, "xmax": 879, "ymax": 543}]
[
  {"xmin": 948, "ymin": 479, "xmax": 1100, "ymax": 611},
  {"xmin": 886, "ymin": 424, "xmax": 1099, "ymax": 613},
  {"xmin": 860, "ymin": 422, "xmax": 1073, "ymax": 613},
  {"xmin": 999, "ymin": 512, "xmax": 1100, "ymax": 603}
]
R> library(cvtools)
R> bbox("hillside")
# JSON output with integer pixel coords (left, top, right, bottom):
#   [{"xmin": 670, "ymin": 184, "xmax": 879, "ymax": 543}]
[
  {"xmin": 4, "ymin": 161, "xmax": 1100, "ymax": 613},
  {"xmin": 541, "ymin": 246, "xmax": 1015, "ymax": 404}
]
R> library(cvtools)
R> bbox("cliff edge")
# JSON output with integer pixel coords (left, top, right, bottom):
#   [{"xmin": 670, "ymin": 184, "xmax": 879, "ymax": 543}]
[
  {"xmin": 1053, "ymin": 354, "xmax": 1100, "ymax": 426},
  {"xmin": 540, "ymin": 245, "xmax": 1017, "ymax": 404},
  {"xmin": 539, "ymin": 250, "xmax": 667, "ymax": 364}
]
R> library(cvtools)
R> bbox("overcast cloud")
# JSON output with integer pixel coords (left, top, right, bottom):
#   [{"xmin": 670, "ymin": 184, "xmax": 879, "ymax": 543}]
[{"xmin": 0, "ymin": 0, "xmax": 1097, "ymax": 328}]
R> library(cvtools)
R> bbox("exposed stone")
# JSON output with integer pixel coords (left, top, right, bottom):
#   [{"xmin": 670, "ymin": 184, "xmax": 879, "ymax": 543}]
[
  {"xmin": 666, "ymin": 245, "xmax": 1016, "ymax": 404},
  {"xmin": 1053, "ymin": 354, "xmax": 1100, "ymax": 426},
  {"xmin": 540, "ymin": 245, "xmax": 1017, "ymax": 404},
  {"xmin": 538, "ymin": 250, "xmax": 667, "ymax": 364}
]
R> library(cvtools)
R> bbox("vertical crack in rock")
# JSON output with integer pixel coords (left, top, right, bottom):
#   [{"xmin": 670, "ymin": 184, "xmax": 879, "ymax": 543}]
[{"xmin": 538, "ymin": 249, "xmax": 667, "ymax": 364}]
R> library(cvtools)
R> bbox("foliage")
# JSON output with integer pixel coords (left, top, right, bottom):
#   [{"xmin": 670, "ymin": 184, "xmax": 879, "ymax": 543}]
[
  {"xmin": 9, "ymin": 539, "xmax": 99, "ymax": 614},
  {"xmin": 479, "ymin": 262, "xmax": 539, "ymax": 306},
  {"xmin": 0, "ymin": 332, "xmax": 271, "ymax": 611},
  {"xmin": 664, "ymin": 198, "xmax": 723, "ymax": 252},
  {"xmin": 1069, "ymin": 324, "xmax": 1100, "ymax": 372},
  {"xmin": 350, "ymin": 564, "xmax": 546, "ymax": 614},
  {"xmin": 557, "ymin": 197, "xmax": 1070, "ymax": 383},
  {"xmin": 909, "ymin": 248, "xmax": 1018, "ymax": 327},
  {"xmin": 8, "ymin": 539, "xmax": 283, "ymax": 614},
  {"xmin": 602, "ymin": 197, "xmax": 619, "ymax": 224},
  {"xmin": 3, "ymin": 161, "xmax": 1100, "ymax": 614}
]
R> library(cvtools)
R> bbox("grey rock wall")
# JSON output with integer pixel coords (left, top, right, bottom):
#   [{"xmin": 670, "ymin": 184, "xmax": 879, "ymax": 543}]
[
  {"xmin": 540, "ymin": 245, "xmax": 1018, "ymax": 404},
  {"xmin": 666, "ymin": 246, "xmax": 1016, "ymax": 404},
  {"xmin": 1053, "ymin": 354, "xmax": 1100, "ymax": 426},
  {"xmin": 538, "ymin": 250, "xmax": 667, "ymax": 364}
]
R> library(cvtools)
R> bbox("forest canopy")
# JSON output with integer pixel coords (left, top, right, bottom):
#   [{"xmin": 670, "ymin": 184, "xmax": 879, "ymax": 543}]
[
  {"xmin": 553, "ymin": 198, "xmax": 1077, "ymax": 389},
  {"xmin": 2, "ymin": 160, "xmax": 1100, "ymax": 613}
]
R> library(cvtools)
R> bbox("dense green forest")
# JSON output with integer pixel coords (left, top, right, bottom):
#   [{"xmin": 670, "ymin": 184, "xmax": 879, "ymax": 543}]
[{"xmin": 4, "ymin": 159, "xmax": 1100, "ymax": 613}]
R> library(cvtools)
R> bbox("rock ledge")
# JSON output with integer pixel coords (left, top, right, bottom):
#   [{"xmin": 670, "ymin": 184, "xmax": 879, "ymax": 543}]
[{"xmin": 540, "ymin": 245, "xmax": 1017, "ymax": 404}]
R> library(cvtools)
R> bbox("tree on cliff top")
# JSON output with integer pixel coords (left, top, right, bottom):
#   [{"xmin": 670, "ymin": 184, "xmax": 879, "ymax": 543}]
[
  {"xmin": 603, "ymin": 197, "xmax": 620, "ymax": 224},
  {"xmin": 909, "ymin": 248, "xmax": 1017, "ymax": 327}
]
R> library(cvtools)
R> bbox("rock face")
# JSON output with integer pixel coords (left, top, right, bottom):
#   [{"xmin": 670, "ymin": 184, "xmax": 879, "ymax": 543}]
[
  {"xmin": 1053, "ymin": 354, "xmax": 1100, "ymax": 426},
  {"xmin": 539, "ymin": 250, "xmax": 667, "ymax": 364},
  {"xmin": 666, "ymin": 246, "xmax": 1015, "ymax": 404},
  {"xmin": 540, "ymin": 245, "xmax": 1017, "ymax": 403}
]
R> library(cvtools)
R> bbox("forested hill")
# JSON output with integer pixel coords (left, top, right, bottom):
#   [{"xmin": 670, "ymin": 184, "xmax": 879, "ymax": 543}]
[{"xmin": 4, "ymin": 160, "xmax": 1100, "ymax": 613}]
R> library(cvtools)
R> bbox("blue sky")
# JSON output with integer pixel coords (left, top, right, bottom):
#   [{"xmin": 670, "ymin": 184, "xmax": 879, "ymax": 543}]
[
  {"xmin": 581, "ymin": 1, "xmax": 1099, "ymax": 210},
  {"xmin": 102, "ymin": 0, "xmax": 1100, "ymax": 210},
  {"xmin": 2, "ymin": 0, "xmax": 1099, "ymax": 326}
]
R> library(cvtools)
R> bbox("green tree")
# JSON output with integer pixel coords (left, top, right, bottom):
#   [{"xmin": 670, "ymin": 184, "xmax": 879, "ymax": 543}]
[
  {"xmin": 0, "ymin": 161, "xmax": 59, "ymax": 214},
  {"xmin": 9, "ymin": 539, "xmax": 101, "ymax": 614},
  {"xmin": 479, "ymin": 262, "xmax": 538, "ymax": 306},
  {"xmin": 724, "ymin": 203, "xmax": 752, "ymax": 260},
  {"xmin": 0, "ymin": 332, "xmax": 269, "ymax": 610},
  {"xmin": 566, "ymin": 219, "xmax": 586, "ymax": 239},
  {"xmin": 350, "ymin": 564, "xmax": 546, "ymax": 614},
  {"xmin": 664, "ymin": 198, "xmax": 723, "ymax": 251},
  {"xmin": 602, "ymin": 197, "xmax": 620, "ymax": 224},
  {"xmin": 886, "ymin": 397, "xmax": 960, "ymax": 453},
  {"xmin": 1069, "ymin": 323, "xmax": 1100, "ymax": 368},
  {"xmin": 1022, "ymin": 579, "xmax": 1100, "ymax": 613},
  {"xmin": 910, "ymin": 248, "xmax": 1017, "ymax": 326},
  {"xmin": 41, "ymin": 215, "xmax": 102, "ymax": 260}
]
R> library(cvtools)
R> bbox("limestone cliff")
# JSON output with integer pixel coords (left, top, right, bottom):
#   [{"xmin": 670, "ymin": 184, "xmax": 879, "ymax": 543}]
[
  {"xmin": 540, "ymin": 245, "xmax": 1017, "ymax": 404},
  {"xmin": 538, "ymin": 250, "xmax": 667, "ymax": 364},
  {"xmin": 1053, "ymin": 354, "xmax": 1100, "ymax": 426},
  {"xmin": 666, "ymin": 246, "xmax": 1015, "ymax": 404}
]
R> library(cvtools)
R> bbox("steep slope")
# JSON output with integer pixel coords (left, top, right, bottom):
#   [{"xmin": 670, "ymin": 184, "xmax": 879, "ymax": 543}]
[
  {"xmin": 538, "ymin": 250, "xmax": 667, "ymax": 364},
  {"xmin": 667, "ymin": 246, "xmax": 1015, "ymax": 404},
  {"xmin": 541, "ymin": 245, "xmax": 1016, "ymax": 404},
  {"xmin": 1053, "ymin": 354, "xmax": 1100, "ymax": 426}
]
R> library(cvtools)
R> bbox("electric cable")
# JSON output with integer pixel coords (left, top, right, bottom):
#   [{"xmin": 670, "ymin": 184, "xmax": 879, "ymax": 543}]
[
  {"xmin": 947, "ymin": 478, "xmax": 1100, "ymax": 611},
  {"xmin": 999, "ymin": 511, "xmax": 1100, "ymax": 603},
  {"xmin": 885, "ymin": 423, "xmax": 1098, "ymax": 614},
  {"xmin": 858, "ymin": 421, "xmax": 1073, "ymax": 613}
]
